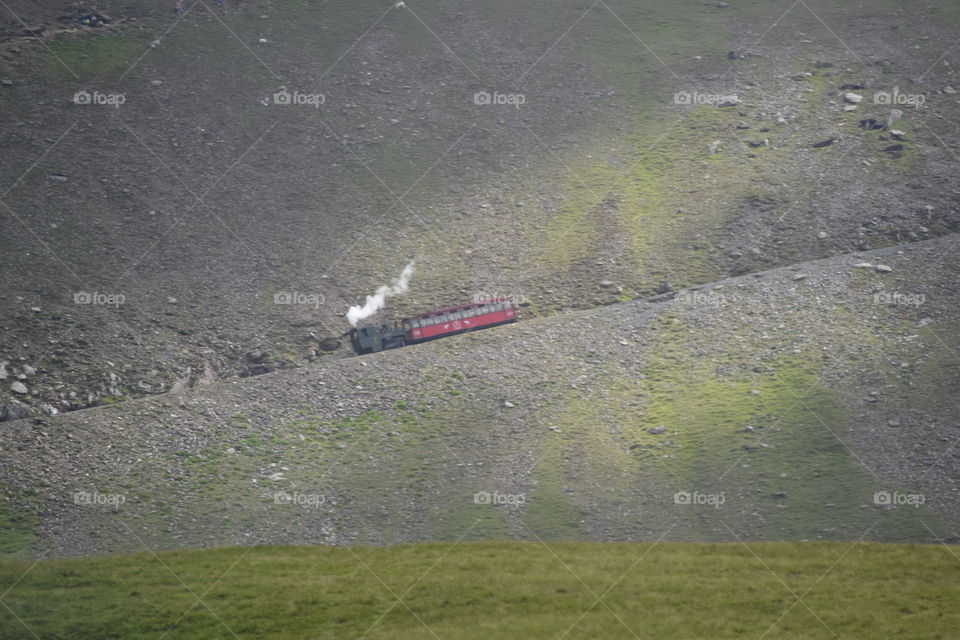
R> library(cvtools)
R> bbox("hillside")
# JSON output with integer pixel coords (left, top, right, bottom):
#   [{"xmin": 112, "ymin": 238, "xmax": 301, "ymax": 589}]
[
  {"xmin": 1, "ymin": 235, "xmax": 957, "ymax": 557},
  {"xmin": 2, "ymin": 0, "xmax": 960, "ymax": 416}
]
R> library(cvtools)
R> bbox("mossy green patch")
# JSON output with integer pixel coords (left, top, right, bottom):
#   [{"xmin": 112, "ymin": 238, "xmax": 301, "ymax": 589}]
[
  {"xmin": 0, "ymin": 502, "xmax": 38, "ymax": 560},
  {"xmin": 523, "ymin": 449, "xmax": 584, "ymax": 541},
  {"xmin": 632, "ymin": 316, "xmax": 948, "ymax": 541},
  {"xmin": 43, "ymin": 34, "xmax": 146, "ymax": 81}
]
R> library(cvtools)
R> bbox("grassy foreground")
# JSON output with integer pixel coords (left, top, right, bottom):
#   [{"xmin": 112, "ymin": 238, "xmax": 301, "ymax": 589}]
[{"xmin": 1, "ymin": 542, "xmax": 957, "ymax": 639}]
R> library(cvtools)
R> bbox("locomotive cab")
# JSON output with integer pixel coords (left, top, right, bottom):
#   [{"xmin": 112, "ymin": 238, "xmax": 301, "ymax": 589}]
[{"xmin": 349, "ymin": 324, "xmax": 406, "ymax": 355}]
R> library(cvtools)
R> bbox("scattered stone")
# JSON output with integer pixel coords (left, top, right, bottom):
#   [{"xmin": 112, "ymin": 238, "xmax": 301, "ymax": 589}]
[
  {"xmin": 875, "ymin": 264, "xmax": 893, "ymax": 273},
  {"xmin": 812, "ymin": 137, "xmax": 836, "ymax": 148},
  {"xmin": 773, "ymin": 491, "xmax": 788, "ymax": 499},
  {"xmin": 843, "ymin": 92, "xmax": 863, "ymax": 104},
  {"xmin": 648, "ymin": 425, "xmax": 667, "ymax": 435},
  {"xmin": 22, "ymin": 365, "xmax": 35, "ymax": 376},
  {"xmin": 0, "ymin": 79, "xmax": 13, "ymax": 87},
  {"xmin": 888, "ymin": 129, "xmax": 906, "ymax": 140},
  {"xmin": 599, "ymin": 280, "xmax": 615, "ymax": 288},
  {"xmin": 47, "ymin": 174, "xmax": 68, "ymax": 182},
  {"xmin": 245, "ymin": 350, "xmax": 265, "ymax": 363},
  {"xmin": 318, "ymin": 337, "xmax": 341, "ymax": 352},
  {"xmin": 860, "ymin": 118, "xmax": 883, "ymax": 130},
  {"xmin": 842, "ymin": 105, "xmax": 858, "ymax": 112},
  {"xmin": 944, "ymin": 86, "xmax": 957, "ymax": 94},
  {"xmin": 10, "ymin": 381, "xmax": 28, "ymax": 394},
  {"xmin": 0, "ymin": 363, "xmax": 6, "ymax": 380},
  {"xmin": 502, "ymin": 400, "xmax": 515, "ymax": 408},
  {"xmin": 886, "ymin": 109, "xmax": 903, "ymax": 128},
  {"xmin": 716, "ymin": 2, "xmax": 729, "ymax": 7},
  {"xmin": 853, "ymin": 262, "xmax": 873, "ymax": 268},
  {"xmin": 887, "ymin": 420, "xmax": 901, "ymax": 427},
  {"xmin": 226, "ymin": 447, "xmax": 237, "ymax": 454},
  {"xmin": 716, "ymin": 96, "xmax": 739, "ymax": 107},
  {"xmin": 150, "ymin": 80, "xmax": 163, "ymax": 86},
  {"xmin": 817, "ymin": 231, "xmax": 828, "ymax": 239},
  {"xmin": 0, "ymin": 404, "xmax": 29, "ymax": 421},
  {"xmin": 793, "ymin": 273, "xmax": 808, "ymax": 280},
  {"xmin": 708, "ymin": 140, "xmax": 721, "ymax": 155}
]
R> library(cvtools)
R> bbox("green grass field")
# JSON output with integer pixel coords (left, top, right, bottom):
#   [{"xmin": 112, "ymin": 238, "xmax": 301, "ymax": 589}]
[{"xmin": 1, "ymin": 542, "xmax": 957, "ymax": 639}]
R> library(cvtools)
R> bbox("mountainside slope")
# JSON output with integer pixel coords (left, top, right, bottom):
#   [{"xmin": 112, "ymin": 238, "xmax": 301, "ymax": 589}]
[
  {"xmin": 2, "ymin": 0, "xmax": 960, "ymax": 414},
  {"xmin": 1, "ymin": 235, "xmax": 957, "ymax": 557}
]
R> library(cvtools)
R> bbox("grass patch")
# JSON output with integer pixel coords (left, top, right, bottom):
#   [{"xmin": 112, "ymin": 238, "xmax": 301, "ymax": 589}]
[
  {"xmin": 0, "ymin": 503, "xmax": 38, "ymax": 560},
  {"xmin": 0, "ymin": 542, "xmax": 957, "ymax": 639},
  {"xmin": 43, "ymin": 33, "xmax": 147, "ymax": 81}
]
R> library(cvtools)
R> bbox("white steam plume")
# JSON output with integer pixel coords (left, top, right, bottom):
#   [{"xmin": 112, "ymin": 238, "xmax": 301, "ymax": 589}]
[{"xmin": 347, "ymin": 260, "xmax": 416, "ymax": 327}]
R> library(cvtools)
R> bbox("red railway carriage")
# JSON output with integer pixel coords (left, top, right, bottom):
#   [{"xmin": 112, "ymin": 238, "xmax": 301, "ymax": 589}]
[
  {"xmin": 402, "ymin": 298, "xmax": 516, "ymax": 342},
  {"xmin": 349, "ymin": 298, "xmax": 518, "ymax": 354}
]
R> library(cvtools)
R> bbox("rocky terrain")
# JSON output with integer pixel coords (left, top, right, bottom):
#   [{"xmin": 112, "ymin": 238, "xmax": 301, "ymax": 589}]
[
  {"xmin": 2, "ymin": 0, "xmax": 960, "ymax": 419},
  {"xmin": 0, "ymin": 235, "xmax": 957, "ymax": 557},
  {"xmin": 0, "ymin": 0, "xmax": 959, "ymax": 560}
]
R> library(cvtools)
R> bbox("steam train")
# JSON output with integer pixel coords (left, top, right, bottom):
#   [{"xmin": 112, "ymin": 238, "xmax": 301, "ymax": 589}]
[{"xmin": 349, "ymin": 298, "xmax": 517, "ymax": 355}]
